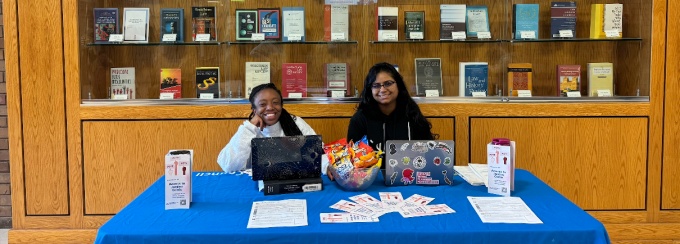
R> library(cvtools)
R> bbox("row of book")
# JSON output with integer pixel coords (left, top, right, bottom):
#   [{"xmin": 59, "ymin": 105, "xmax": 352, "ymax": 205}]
[
  {"xmin": 419, "ymin": 60, "xmax": 613, "ymax": 97},
  {"xmin": 94, "ymin": 5, "xmax": 349, "ymax": 43},
  {"xmin": 379, "ymin": 3, "xmax": 623, "ymax": 41},
  {"xmin": 111, "ymin": 63, "xmax": 351, "ymax": 100},
  {"xmin": 111, "ymin": 61, "xmax": 614, "ymax": 100},
  {"xmin": 94, "ymin": 2, "xmax": 623, "ymax": 44}
]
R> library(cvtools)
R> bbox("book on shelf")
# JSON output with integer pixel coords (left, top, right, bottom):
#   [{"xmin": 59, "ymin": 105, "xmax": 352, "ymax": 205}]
[
  {"xmin": 259, "ymin": 8, "xmax": 281, "ymax": 40},
  {"xmin": 513, "ymin": 4, "xmax": 539, "ymax": 39},
  {"xmin": 195, "ymin": 67, "xmax": 219, "ymax": 99},
  {"xmin": 587, "ymin": 62, "xmax": 614, "ymax": 97},
  {"xmin": 376, "ymin": 6, "xmax": 398, "ymax": 41},
  {"xmin": 281, "ymin": 63, "xmax": 307, "ymax": 98},
  {"xmin": 466, "ymin": 6, "xmax": 490, "ymax": 39},
  {"xmin": 550, "ymin": 2, "xmax": 576, "ymax": 38},
  {"xmin": 324, "ymin": 63, "xmax": 350, "ymax": 96},
  {"xmin": 590, "ymin": 4, "xmax": 623, "ymax": 39},
  {"xmin": 111, "ymin": 67, "xmax": 135, "ymax": 99},
  {"xmin": 282, "ymin": 7, "xmax": 305, "ymax": 42},
  {"xmin": 459, "ymin": 62, "xmax": 489, "ymax": 97},
  {"xmin": 556, "ymin": 64, "xmax": 581, "ymax": 96},
  {"xmin": 603, "ymin": 4, "xmax": 623, "ymax": 38},
  {"xmin": 404, "ymin": 11, "xmax": 425, "ymax": 40},
  {"xmin": 160, "ymin": 68, "xmax": 182, "ymax": 99},
  {"xmin": 122, "ymin": 8, "xmax": 150, "ymax": 43},
  {"xmin": 192, "ymin": 7, "xmax": 217, "ymax": 41},
  {"xmin": 235, "ymin": 9, "xmax": 258, "ymax": 41},
  {"xmin": 324, "ymin": 4, "xmax": 349, "ymax": 41},
  {"xmin": 507, "ymin": 63, "xmax": 533, "ymax": 96},
  {"xmin": 160, "ymin": 8, "xmax": 184, "ymax": 42},
  {"xmin": 245, "ymin": 62, "xmax": 271, "ymax": 97},
  {"xmin": 440, "ymin": 4, "xmax": 466, "ymax": 40},
  {"xmin": 93, "ymin": 8, "xmax": 119, "ymax": 43},
  {"xmin": 414, "ymin": 58, "xmax": 443, "ymax": 96}
]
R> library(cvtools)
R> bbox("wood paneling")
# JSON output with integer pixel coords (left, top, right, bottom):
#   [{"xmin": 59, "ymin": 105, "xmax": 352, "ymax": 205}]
[
  {"xmin": 17, "ymin": 0, "xmax": 69, "ymax": 215},
  {"xmin": 662, "ymin": 0, "xmax": 680, "ymax": 210},
  {"xmin": 470, "ymin": 117, "xmax": 647, "ymax": 210},
  {"xmin": 82, "ymin": 120, "xmax": 240, "ymax": 214},
  {"xmin": 9, "ymin": 229, "xmax": 97, "ymax": 244}
]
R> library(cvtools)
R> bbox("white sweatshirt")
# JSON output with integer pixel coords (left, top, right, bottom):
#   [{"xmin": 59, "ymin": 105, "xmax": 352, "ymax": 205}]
[{"xmin": 217, "ymin": 116, "xmax": 317, "ymax": 173}]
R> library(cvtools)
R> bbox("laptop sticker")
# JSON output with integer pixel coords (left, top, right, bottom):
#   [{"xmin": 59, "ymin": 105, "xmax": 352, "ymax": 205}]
[
  {"xmin": 433, "ymin": 157, "xmax": 441, "ymax": 166},
  {"xmin": 389, "ymin": 159, "xmax": 398, "ymax": 168},
  {"xmin": 402, "ymin": 157, "xmax": 410, "ymax": 165},
  {"xmin": 402, "ymin": 168, "xmax": 414, "ymax": 185},
  {"xmin": 413, "ymin": 156, "xmax": 426, "ymax": 170},
  {"xmin": 412, "ymin": 142, "xmax": 428, "ymax": 153},
  {"xmin": 444, "ymin": 157, "xmax": 452, "ymax": 166},
  {"xmin": 442, "ymin": 170, "xmax": 452, "ymax": 185},
  {"xmin": 400, "ymin": 143, "xmax": 409, "ymax": 151},
  {"xmin": 435, "ymin": 142, "xmax": 453, "ymax": 154},
  {"xmin": 427, "ymin": 141, "xmax": 437, "ymax": 150},
  {"xmin": 389, "ymin": 172, "xmax": 398, "ymax": 185},
  {"xmin": 389, "ymin": 143, "xmax": 397, "ymax": 155}
]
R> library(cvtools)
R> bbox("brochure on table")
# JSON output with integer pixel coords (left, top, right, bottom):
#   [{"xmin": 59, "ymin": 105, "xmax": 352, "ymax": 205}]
[{"xmin": 165, "ymin": 149, "xmax": 193, "ymax": 210}]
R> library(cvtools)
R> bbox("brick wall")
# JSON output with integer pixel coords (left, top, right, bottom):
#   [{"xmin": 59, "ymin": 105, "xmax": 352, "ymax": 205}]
[{"xmin": 0, "ymin": 0, "xmax": 12, "ymax": 229}]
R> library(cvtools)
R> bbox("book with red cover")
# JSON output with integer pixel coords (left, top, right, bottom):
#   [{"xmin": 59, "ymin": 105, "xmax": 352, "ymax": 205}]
[
  {"xmin": 282, "ymin": 63, "xmax": 307, "ymax": 97},
  {"xmin": 556, "ymin": 64, "xmax": 581, "ymax": 96}
]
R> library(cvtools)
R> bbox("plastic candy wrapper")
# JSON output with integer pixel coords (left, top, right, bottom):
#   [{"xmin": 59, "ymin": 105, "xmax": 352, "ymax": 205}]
[{"xmin": 325, "ymin": 136, "xmax": 383, "ymax": 191}]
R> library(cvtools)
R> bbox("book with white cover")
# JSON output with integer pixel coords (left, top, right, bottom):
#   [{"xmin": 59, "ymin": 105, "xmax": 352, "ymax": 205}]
[
  {"xmin": 377, "ymin": 7, "xmax": 399, "ymax": 41},
  {"xmin": 123, "ymin": 8, "xmax": 150, "ymax": 43},
  {"xmin": 245, "ymin": 62, "xmax": 271, "ymax": 97},
  {"xmin": 603, "ymin": 4, "xmax": 623, "ymax": 37}
]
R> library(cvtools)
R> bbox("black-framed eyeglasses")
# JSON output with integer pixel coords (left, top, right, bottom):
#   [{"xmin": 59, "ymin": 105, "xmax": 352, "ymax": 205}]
[{"xmin": 371, "ymin": 80, "xmax": 396, "ymax": 89}]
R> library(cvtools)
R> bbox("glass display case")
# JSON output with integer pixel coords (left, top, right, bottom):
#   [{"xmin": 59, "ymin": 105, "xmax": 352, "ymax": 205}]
[{"xmin": 78, "ymin": 0, "xmax": 651, "ymax": 104}]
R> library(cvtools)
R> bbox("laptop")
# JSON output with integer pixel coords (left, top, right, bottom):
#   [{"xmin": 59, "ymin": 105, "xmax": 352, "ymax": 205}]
[
  {"xmin": 384, "ymin": 140, "xmax": 455, "ymax": 186},
  {"xmin": 251, "ymin": 135, "xmax": 323, "ymax": 181}
]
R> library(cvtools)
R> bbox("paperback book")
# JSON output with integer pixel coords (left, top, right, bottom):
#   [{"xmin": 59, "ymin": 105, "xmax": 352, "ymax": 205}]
[
  {"xmin": 123, "ymin": 8, "xmax": 150, "ymax": 43},
  {"xmin": 192, "ymin": 7, "xmax": 217, "ymax": 41},
  {"xmin": 196, "ymin": 67, "xmax": 219, "ymax": 98},
  {"xmin": 415, "ymin": 58, "xmax": 443, "ymax": 96},
  {"xmin": 556, "ymin": 64, "xmax": 581, "ymax": 96},
  {"xmin": 281, "ymin": 63, "xmax": 307, "ymax": 98},
  {"xmin": 282, "ymin": 7, "xmax": 305, "ymax": 42},
  {"xmin": 259, "ymin": 8, "xmax": 281, "ymax": 40},
  {"xmin": 111, "ymin": 67, "xmax": 135, "ymax": 99},
  {"xmin": 323, "ymin": 4, "xmax": 349, "ymax": 41},
  {"xmin": 513, "ymin": 4, "xmax": 539, "ymax": 39},
  {"xmin": 324, "ymin": 63, "xmax": 350, "ymax": 96},
  {"xmin": 550, "ymin": 2, "xmax": 576, "ymax": 38},
  {"xmin": 246, "ymin": 62, "xmax": 271, "ymax": 97},
  {"xmin": 507, "ymin": 63, "xmax": 533, "ymax": 96},
  {"xmin": 94, "ymin": 8, "xmax": 119, "ymax": 43},
  {"xmin": 459, "ymin": 62, "xmax": 489, "ymax": 96},
  {"xmin": 160, "ymin": 8, "xmax": 184, "ymax": 42},
  {"xmin": 466, "ymin": 6, "xmax": 490, "ymax": 38},
  {"xmin": 404, "ymin": 11, "xmax": 425, "ymax": 40},
  {"xmin": 236, "ymin": 10, "xmax": 258, "ymax": 41},
  {"xmin": 160, "ymin": 68, "xmax": 182, "ymax": 99},
  {"xmin": 440, "ymin": 4, "xmax": 466, "ymax": 40}
]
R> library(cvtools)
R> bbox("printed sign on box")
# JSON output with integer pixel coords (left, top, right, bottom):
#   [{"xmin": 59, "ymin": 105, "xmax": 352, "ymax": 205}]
[
  {"xmin": 487, "ymin": 141, "xmax": 515, "ymax": 196},
  {"xmin": 165, "ymin": 150, "xmax": 193, "ymax": 210}
]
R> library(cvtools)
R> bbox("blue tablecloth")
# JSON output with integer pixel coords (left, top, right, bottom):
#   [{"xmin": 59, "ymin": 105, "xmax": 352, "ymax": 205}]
[{"xmin": 95, "ymin": 169, "xmax": 610, "ymax": 244}]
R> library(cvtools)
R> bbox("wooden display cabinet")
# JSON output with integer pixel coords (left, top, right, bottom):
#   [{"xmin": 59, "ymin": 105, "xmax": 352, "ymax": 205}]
[{"xmin": 4, "ymin": 0, "xmax": 675, "ymax": 243}]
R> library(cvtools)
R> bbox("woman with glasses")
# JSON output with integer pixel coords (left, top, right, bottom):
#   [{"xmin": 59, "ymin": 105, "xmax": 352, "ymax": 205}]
[
  {"xmin": 217, "ymin": 83, "xmax": 317, "ymax": 172},
  {"xmin": 347, "ymin": 62, "xmax": 437, "ymax": 163}
]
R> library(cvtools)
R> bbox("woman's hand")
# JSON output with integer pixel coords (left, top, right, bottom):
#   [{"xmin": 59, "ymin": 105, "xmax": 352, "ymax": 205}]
[{"xmin": 249, "ymin": 113, "xmax": 266, "ymax": 131}]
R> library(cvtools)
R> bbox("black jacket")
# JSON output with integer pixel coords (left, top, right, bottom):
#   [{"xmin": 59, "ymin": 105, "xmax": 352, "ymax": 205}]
[{"xmin": 347, "ymin": 104, "xmax": 434, "ymax": 152}]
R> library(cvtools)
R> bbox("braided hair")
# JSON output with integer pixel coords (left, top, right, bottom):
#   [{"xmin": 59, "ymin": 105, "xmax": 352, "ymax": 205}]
[{"xmin": 248, "ymin": 83, "xmax": 303, "ymax": 136}]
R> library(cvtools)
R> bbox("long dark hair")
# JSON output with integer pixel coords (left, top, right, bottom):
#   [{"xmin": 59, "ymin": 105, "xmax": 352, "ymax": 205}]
[
  {"xmin": 248, "ymin": 83, "xmax": 303, "ymax": 136},
  {"xmin": 357, "ymin": 62, "xmax": 437, "ymax": 139}
]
